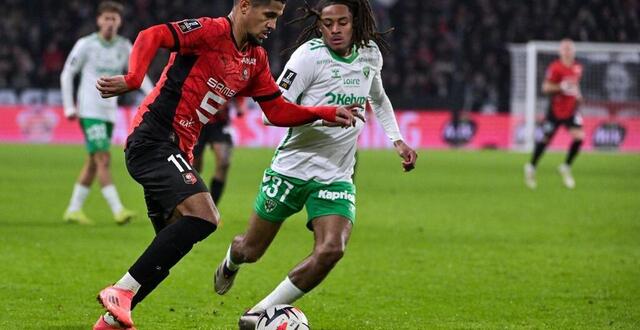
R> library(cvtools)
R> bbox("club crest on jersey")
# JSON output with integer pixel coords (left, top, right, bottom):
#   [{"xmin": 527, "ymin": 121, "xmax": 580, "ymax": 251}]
[
  {"xmin": 264, "ymin": 199, "xmax": 277, "ymax": 213},
  {"xmin": 363, "ymin": 66, "xmax": 371, "ymax": 78},
  {"xmin": 331, "ymin": 69, "xmax": 341, "ymax": 79},
  {"xmin": 177, "ymin": 19, "xmax": 202, "ymax": 33},
  {"xmin": 182, "ymin": 172, "xmax": 197, "ymax": 185},
  {"xmin": 241, "ymin": 67, "xmax": 249, "ymax": 81},
  {"xmin": 279, "ymin": 69, "xmax": 297, "ymax": 90}
]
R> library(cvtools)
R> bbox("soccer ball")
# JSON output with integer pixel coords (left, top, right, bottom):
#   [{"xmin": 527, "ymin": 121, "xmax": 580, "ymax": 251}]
[{"xmin": 255, "ymin": 304, "xmax": 310, "ymax": 330}]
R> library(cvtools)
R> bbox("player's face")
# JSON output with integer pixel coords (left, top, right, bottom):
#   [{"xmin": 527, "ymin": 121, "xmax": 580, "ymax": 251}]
[
  {"xmin": 319, "ymin": 4, "xmax": 354, "ymax": 56},
  {"xmin": 96, "ymin": 12, "xmax": 122, "ymax": 39},
  {"xmin": 243, "ymin": 0, "xmax": 285, "ymax": 45},
  {"xmin": 559, "ymin": 40, "xmax": 575, "ymax": 63}
]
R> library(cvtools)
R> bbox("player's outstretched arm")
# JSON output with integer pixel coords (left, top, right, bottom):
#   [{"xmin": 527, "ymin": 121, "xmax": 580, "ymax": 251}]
[
  {"xmin": 258, "ymin": 94, "xmax": 363, "ymax": 128},
  {"xmin": 97, "ymin": 24, "xmax": 175, "ymax": 98}
]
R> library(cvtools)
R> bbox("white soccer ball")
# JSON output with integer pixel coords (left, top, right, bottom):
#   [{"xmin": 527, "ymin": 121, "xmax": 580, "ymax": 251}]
[{"xmin": 255, "ymin": 304, "xmax": 310, "ymax": 330}]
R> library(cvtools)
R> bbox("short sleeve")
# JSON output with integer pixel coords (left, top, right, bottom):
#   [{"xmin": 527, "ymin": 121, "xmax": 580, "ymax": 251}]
[
  {"xmin": 242, "ymin": 49, "xmax": 281, "ymax": 101},
  {"xmin": 276, "ymin": 45, "xmax": 315, "ymax": 103}
]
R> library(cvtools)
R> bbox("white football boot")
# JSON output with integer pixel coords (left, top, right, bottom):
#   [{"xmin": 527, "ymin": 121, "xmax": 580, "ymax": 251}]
[
  {"xmin": 558, "ymin": 164, "xmax": 576, "ymax": 189},
  {"xmin": 524, "ymin": 163, "xmax": 537, "ymax": 189}
]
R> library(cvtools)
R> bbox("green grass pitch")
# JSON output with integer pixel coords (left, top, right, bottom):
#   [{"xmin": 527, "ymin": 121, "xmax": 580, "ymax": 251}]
[{"xmin": 0, "ymin": 144, "xmax": 639, "ymax": 329}]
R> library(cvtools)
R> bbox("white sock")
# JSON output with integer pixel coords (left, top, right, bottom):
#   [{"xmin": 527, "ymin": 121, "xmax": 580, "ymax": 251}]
[
  {"xmin": 114, "ymin": 272, "xmax": 141, "ymax": 294},
  {"xmin": 103, "ymin": 312, "xmax": 122, "ymax": 328},
  {"xmin": 249, "ymin": 276, "xmax": 305, "ymax": 313},
  {"xmin": 101, "ymin": 185, "xmax": 124, "ymax": 214},
  {"xmin": 225, "ymin": 246, "xmax": 240, "ymax": 271},
  {"xmin": 67, "ymin": 184, "xmax": 90, "ymax": 212}
]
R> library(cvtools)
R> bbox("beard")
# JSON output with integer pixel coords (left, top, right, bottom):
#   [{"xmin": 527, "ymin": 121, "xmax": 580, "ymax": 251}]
[{"xmin": 248, "ymin": 33, "xmax": 263, "ymax": 46}]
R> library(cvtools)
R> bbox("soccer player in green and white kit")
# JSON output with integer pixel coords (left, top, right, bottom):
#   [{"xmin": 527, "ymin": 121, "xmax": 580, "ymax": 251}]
[
  {"xmin": 61, "ymin": 1, "xmax": 153, "ymax": 225},
  {"xmin": 212, "ymin": 1, "xmax": 418, "ymax": 327}
]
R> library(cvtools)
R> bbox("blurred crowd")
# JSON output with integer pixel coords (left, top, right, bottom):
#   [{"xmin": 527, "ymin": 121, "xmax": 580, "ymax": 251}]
[{"xmin": 2, "ymin": 0, "xmax": 639, "ymax": 111}]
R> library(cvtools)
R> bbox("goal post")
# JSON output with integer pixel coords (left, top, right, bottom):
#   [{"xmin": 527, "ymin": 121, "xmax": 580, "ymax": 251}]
[{"xmin": 509, "ymin": 41, "xmax": 640, "ymax": 152}]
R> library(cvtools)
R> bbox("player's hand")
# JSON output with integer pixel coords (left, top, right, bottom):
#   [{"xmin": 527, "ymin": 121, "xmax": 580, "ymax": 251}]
[
  {"xmin": 394, "ymin": 140, "xmax": 418, "ymax": 172},
  {"xmin": 97, "ymin": 75, "xmax": 131, "ymax": 98},
  {"xmin": 334, "ymin": 104, "xmax": 365, "ymax": 128}
]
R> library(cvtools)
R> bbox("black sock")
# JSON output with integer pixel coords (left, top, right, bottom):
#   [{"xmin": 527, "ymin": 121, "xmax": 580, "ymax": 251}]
[
  {"xmin": 128, "ymin": 216, "xmax": 217, "ymax": 286},
  {"xmin": 131, "ymin": 270, "xmax": 169, "ymax": 310},
  {"xmin": 531, "ymin": 141, "xmax": 548, "ymax": 167},
  {"xmin": 566, "ymin": 139, "xmax": 583, "ymax": 165},
  {"xmin": 210, "ymin": 178, "xmax": 225, "ymax": 205}
]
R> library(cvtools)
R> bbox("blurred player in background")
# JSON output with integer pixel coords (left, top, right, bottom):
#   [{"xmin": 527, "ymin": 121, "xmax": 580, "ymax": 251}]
[
  {"xmin": 525, "ymin": 39, "xmax": 584, "ymax": 189},
  {"xmin": 212, "ymin": 1, "xmax": 417, "ymax": 328},
  {"xmin": 192, "ymin": 97, "xmax": 248, "ymax": 205},
  {"xmin": 61, "ymin": 1, "xmax": 153, "ymax": 225},
  {"xmin": 91, "ymin": 0, "xmax": 361, "ymax": 328}
]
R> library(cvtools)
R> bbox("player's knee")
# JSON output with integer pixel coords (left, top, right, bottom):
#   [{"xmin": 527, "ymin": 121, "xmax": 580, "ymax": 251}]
[
  {"xmin": 94, "ymin": 153, "xmax": 111, "ymax": 168},
  {"xmin": 314, "ymin": 244, "xmax": 345, "ymax": 267}
]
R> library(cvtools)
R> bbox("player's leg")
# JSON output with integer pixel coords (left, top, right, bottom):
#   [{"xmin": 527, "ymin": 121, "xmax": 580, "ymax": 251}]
[
  {"xmin": 239, "ymin": 216, "xmax": 352, "ymax": 330},
  {"xmin": 214, "ymin": 169, "xmax": 305, "ymax": 295},
  {"xmin": 558, "ymin": 117, "xmax": 584, "ymax": 189},
  {"xmin": 64, "ymin": 119, "xmax": 99, "ymax": 224},
  {"xmin": 97, "ymin": 141, "xmax": 218, "ymax": 327},
  {"xmin": 238, "ymin": 182, "xmax": 355, "ymax": 329},
  {"xmin": 214, "ymin": 212, "xmax": 282, "ymax": 294},
  {"xmin": 90, "ymin": 121, "xmax": 135, "ymax": 224},
  {"xmin": 525, "ymin": 114, "xmax": 559, "ymax": 189},
  {"xmin": 210, "ymin": 139, "xmax": 232, "ymax": 204}
]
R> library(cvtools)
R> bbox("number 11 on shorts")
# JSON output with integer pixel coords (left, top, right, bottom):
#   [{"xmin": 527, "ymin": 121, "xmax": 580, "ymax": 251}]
[{"xmin": 168, "ymin": 154, "xmax": 192, "ymax": 173}]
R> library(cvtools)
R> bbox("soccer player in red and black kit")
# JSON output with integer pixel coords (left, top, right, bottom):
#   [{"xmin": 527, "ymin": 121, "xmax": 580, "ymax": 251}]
[
  {"xmin": 91, "ymin": 0, "xmax": 362, "ymax": 328},
  {"xmin": 525, "ymin": 39, "xmax": 585, "ymax": 190},
  {"xmin": 192, "ymin": 97, "xmax": 247, "ymax": 205}
]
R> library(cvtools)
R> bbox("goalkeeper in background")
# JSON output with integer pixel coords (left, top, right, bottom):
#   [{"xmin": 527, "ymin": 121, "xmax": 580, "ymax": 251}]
[{"xmin": 525, "ymin": 38, "xmax": 584, "ymax": 189}]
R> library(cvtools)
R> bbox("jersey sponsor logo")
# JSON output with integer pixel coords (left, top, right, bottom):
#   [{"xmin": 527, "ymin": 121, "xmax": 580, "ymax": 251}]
[
  {"xmin": 279, "ymin": 69, "xmax": 297, "ymax": 90},
  {"xmin": 241, "ymin": 57, "xmax": 257, "ymax": 65},
  {"xmin": 325, "ymin": 92, "xmax": 367, "ymax": 106},
  {"xmin": 343, "ymin": 78, "xmax": 361, "ymax": 86},
  {"xmin": 207, "ymin": 77, "xmax": 236, "ymax": 98},
  {"xmin": 177, "ymin": 19, "xmax": 202, "ymax": 33},
  {"xmin": 317, "ymin": 190, "xmax": 355, "ymax": 203},
  {"xmin": 182, "ymin": 172, "xmax": 197, "ymax": 185},
  {"xmin": 179, "ymin": 118, "xmax": 195, "ymax": 128}
]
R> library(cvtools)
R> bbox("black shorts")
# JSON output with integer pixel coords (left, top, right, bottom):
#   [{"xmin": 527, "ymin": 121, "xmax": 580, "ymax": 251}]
[
  {"xmin": 193, "ymin": 122, "xmax": 233, "ymax": 158},
  {"xmin": 125, "ymin": 139, "xmax": 208, "ymax": 224},
  {"xmin": 541, "ymin": 111, "xmax": 583, "ymax": 138}
]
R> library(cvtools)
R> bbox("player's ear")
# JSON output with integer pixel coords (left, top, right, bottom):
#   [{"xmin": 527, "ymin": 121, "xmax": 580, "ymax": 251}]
[{"xmin": 239, "ymin": 0, "xmax": 251, "ymax": 15}]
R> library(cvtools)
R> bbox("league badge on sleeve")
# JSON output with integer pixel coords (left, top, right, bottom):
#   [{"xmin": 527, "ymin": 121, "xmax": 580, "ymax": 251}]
[
  {"xmin": 177, "ymin": 19, "xmax": 202, "ymax": 33},
  {"xmin": 278, "ymin": 69, "xmax": 298, "ymax": 90}
]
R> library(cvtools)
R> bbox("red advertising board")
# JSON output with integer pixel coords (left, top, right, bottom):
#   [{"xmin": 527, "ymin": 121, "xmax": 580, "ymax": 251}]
[{"xmin": 1, "ymin": 106, "xmax": 638, "ymax": 151}]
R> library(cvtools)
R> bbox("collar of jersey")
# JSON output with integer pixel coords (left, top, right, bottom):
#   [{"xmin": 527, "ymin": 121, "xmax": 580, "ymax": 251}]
[
  {"xmin": 327, "ymin": 45, "xmax": 359, "ymax": 64},
  {"xmin": 95, "ymin": 33, "xmax": 118, "ymax": 48}
]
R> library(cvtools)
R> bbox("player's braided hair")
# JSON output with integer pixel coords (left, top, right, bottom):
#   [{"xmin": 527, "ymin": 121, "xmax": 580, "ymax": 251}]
[{"xmin": 284, "ymin": 0, "xmax": 393, "ymax": 55}]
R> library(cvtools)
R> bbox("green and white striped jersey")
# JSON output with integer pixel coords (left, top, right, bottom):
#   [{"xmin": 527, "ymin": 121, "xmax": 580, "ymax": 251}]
[{"xmin": 271, "ymin": 38, "xmax": 402, "ymax": 184}]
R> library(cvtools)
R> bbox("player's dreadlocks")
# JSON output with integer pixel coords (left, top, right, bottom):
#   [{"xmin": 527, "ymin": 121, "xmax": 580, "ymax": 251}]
[{"xmin": 284, "ymin": 0, "xmax": 393, "ymax": 55}]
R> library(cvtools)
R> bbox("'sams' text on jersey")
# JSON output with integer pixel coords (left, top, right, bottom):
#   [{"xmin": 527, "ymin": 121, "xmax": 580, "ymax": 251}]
[
  {"xmin": 279, "ymin": 69, "xmax": 297, "ymax": 90},
  {"xmin": 178, "ymin": 19, "xmax": 202, "ymax": 33}
]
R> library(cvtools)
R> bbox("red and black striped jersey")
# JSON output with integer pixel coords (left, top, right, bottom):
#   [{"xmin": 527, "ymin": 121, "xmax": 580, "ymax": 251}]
[{"xmin": 129, "ymin": 17, "xmax": 280, "ymax": 161}]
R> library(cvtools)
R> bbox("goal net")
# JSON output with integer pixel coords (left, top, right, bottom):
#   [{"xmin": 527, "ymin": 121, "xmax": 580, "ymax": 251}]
[{"xmin": 509, "ymin": 41, "xmax": 640, "ymax": 152}]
